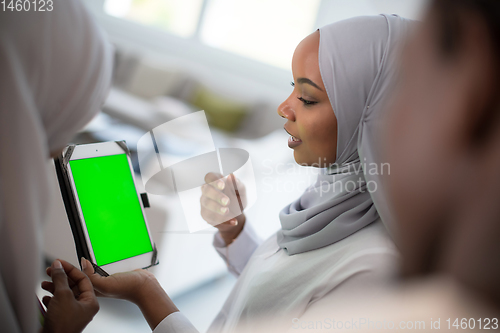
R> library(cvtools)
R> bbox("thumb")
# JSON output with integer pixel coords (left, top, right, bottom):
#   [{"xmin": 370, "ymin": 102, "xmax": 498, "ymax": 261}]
[
  {"xmin": 81, "ymin": 258, "xmax": 107, "ymax": 298},
  {"xmin": 81, "ymin": 258, "xmax": 107, "ymax": 292},
  {"xmin": 81, "ymin": 258, "xmax": 95, "ymax": 277},
  {"xmin": 50, "ymin": 260, "xmax": 70, "ymax": 291}
]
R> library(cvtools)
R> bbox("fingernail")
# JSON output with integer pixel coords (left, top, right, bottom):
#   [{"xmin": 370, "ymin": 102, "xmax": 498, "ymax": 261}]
[
  {"xmin": 217, "ymin": 180, "xmax": 225, "ymax": 190},
  {"xmin": 220, "ymin": 207, "xmax": 228, "ymax": 214},
  {"xmin": 221, "ymin": 197, "xmax": 229, "ymax": 206},
  {"xmin": 81, "ymin": 257, "xmax": 87, "ymax": 270},
  {"xmin": 231, "ymin": 219, "xmax": 238, "ymax": 226},
  {"xmin": 53, "ymin": 260, "xmax": 62, "ymax": 269}
]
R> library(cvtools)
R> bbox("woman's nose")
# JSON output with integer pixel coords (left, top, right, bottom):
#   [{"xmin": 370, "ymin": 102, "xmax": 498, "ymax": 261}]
[{"xmin": 277, "ymin": 99, "xmax": 295, "ymax": 121}]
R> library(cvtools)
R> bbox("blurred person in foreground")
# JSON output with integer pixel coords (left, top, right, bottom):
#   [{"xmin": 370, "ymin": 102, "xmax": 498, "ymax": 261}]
[
  {"xmin": 387, "ymin": 0, "xmax": 500, "ymax": 316},
  {"xmin": 0, "ymin": 0, "xmax": 112, "ymax": 332}
]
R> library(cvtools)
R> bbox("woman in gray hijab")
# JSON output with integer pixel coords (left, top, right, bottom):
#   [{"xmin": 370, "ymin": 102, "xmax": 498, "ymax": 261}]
[
  {"xmin": 277, "ymin": 13, "xmax": 411, "ymax": 253},
  {"xmin": 81, "ymin": 14, "xmax": 413, "ymax": 333}
]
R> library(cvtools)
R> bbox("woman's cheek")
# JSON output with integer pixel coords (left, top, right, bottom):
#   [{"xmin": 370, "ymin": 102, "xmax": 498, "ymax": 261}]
[{"xmin": 312, "ymin": 129, "xmax": 336, "ymax": 164}]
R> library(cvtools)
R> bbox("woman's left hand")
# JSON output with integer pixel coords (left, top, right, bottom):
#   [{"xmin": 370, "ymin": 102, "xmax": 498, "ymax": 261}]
[{"xmin": 41, "ymin": 259, "xmax": 99, "ymax": 333}]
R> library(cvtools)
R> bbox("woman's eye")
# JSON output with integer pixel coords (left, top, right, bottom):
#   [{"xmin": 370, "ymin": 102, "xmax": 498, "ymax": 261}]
[{"xmin": 298, "ymin": 97, "xmax": 317, "ymax": 105}]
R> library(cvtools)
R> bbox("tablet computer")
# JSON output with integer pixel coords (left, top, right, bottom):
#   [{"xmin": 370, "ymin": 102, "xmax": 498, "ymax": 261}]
[{"xmin": 54, "ymin": 141, "xmax": 157, "ymax": 275}]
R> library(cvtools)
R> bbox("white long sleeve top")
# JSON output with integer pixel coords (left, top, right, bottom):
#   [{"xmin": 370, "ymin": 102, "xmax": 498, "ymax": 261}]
[{"xmin": 154, "ymin": 220, "xmax": 397, "ymax": 333}]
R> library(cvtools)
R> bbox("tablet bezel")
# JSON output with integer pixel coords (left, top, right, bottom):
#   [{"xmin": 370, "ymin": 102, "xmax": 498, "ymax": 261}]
[{"xmin": 66, "ymin": 141, "xmax": 155, "ymax": 275}]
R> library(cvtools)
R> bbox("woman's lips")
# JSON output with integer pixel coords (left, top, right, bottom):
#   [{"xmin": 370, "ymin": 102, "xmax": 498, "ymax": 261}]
[
  {"xmin": 288, "ymin": 135, "xmax": 302, "ymax": 148},
  {"xmin": 284, "ymin": 127, "xmax": 302, "ymax": 148}
]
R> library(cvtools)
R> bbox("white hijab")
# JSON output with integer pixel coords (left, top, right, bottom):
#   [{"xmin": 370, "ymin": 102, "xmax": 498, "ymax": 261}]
[
  {"xmin": 0, "ymin": 1, "xmax": 112, "ymax": 332},
  {"xmin": 278, "ymin": 14, "xmax": 413, "ymax": 255}
]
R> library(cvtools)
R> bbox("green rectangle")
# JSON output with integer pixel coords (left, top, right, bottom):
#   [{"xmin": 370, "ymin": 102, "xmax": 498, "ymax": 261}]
[{"xmin": 70, "ymin": 154, "xmax": 152, "ymax": 266}]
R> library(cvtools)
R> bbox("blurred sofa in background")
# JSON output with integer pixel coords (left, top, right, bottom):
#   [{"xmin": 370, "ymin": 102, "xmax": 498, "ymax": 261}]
[{"xmin": 110, "ymin": 46, "xmax": 283, "ymax": 137}]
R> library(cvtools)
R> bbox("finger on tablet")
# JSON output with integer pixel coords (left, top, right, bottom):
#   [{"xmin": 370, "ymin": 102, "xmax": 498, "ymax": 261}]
[
  {"xmin": 79, "ymin": 258, "xmax": 106, "ymax": 297},
  {"xmin": 81, "ymin": 258, "xmax": 95, "ymax": 276},
  {"xmin": 81, "ymin": 258, "xmax": 105, "ymax": 288}
]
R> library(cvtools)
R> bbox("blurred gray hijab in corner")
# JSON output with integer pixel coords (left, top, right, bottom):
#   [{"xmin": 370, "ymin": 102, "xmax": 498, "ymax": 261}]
[
  {"xmin": 0, "ymin": 1, "xmax": 112, "ymax": 332},
  {"xmin": 278, "ymin": 14, "xmax": 413, "ymax": 255}
]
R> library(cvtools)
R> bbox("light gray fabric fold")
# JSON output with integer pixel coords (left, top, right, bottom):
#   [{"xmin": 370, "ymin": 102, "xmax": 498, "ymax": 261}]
[
  {"xmin": 278, "ymin": 14, "xmax": 413, "ymax": 255},
  {"xmin": 0, "ymin": 2, "xmax": 112, "ymax": 332}
]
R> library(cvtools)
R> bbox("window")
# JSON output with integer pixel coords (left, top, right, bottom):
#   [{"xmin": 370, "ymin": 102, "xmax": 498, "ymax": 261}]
[
  {"xmin": 104, "ymin": 0, "xmax": 320, "ymax": 70},
  {"xmin": 104, "ymin": 0, "xmax": 205, "ymax": 38}
]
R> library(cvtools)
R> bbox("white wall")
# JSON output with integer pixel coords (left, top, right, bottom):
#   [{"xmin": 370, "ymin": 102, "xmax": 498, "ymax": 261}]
[{"xmin": 84, "ymin": 0, "xmax": 428, "ymax": 110}]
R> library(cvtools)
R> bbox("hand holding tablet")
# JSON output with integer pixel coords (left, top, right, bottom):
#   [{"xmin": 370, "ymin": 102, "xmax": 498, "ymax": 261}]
[
  {"xmin": 41, "ymin": 259, "xmax": 99, "ymax": 333},
  {"xmin": 80, "ymin": 257, "xmax": 178, "ymax": 330},
  {"xmin": 51, "ymin": 141, "xmax": 178, "ymax": 330}
]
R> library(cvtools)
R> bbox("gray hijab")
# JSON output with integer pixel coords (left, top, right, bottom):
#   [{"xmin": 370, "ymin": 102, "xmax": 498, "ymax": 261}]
[{"xmin": 277, "ymin": 14, "xmax": 413, "ymax": 255}]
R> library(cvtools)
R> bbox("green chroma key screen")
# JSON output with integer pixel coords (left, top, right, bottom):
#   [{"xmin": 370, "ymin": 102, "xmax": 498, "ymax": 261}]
[{"xmin": 69, "ymin": 154, "xmax": 152, "ymax": 266}]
